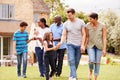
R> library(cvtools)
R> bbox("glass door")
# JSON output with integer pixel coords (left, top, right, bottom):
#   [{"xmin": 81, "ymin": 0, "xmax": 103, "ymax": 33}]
[{"xmin": 3, "ymin": 37, "xmax": 10, "ymax": 56}]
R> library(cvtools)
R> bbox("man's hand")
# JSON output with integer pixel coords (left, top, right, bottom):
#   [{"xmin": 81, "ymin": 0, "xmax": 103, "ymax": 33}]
[
  {"xmin": 81, "ymin": 45, "xmax": 85, "ymax": 53},
  {"xmin": 55, "ymin": 42, "xmax": 62, "ymax": 50},
  {"xmin": 103, "ymin": 49, "xmax": 106, "ymax": 57}
]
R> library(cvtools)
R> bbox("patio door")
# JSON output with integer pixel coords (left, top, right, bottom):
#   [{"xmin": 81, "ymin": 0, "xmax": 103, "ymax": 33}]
[{"xmin": 3, "ymin": 37, "xmax": 10, "ymax": 56}]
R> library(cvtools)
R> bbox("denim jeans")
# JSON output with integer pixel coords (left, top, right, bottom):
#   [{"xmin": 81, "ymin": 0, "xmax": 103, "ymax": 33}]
[
  {"xmin": 35, "ymin": 47, "xmax": 45, "ymax": 75},
  {"xmin": 17, "ymin": 53, "xmax": 27, "ymax": 76},
  {"xmin": 67, "ymin": 44, "xmax": 81, "ymax": 78},
  {"xmin": 87, "ymin": 46, "xmax": 102, "ymax": 75}
]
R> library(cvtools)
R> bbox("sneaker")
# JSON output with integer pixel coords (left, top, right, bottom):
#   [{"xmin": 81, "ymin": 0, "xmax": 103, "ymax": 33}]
[
  {"xmin": 18, "ymin": 75, "xmax": 21, "ymax": 78},
  {"xmin": 40, "ymin": 74, "xmax": 44, "ymax": 77},
  {"xmin": 56, "ymin": 73, "xmax": 60, "ymax": 77},
  {"xmin": 72, "ymin": 78, "xmax": 77, "ymax": 80},
  {"xmin": 22, "ymin": 75, "xmax": 27, "ymax": 78},
  {"xmin": 69, "ymin": 77, "xmax": 73, "ymax": 80}
]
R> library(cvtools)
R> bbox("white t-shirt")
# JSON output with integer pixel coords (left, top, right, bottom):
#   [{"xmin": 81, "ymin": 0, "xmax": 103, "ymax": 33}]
[
  {"xmin": 35, "ymin": 27, "xmax": 50, "ymax": 48},
  {"xmin": 34, "ymin": 34, "xmax": 43, "ymax": 48}
]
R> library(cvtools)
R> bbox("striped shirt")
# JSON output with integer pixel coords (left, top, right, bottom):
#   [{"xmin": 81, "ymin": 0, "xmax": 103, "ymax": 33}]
[{"xmin": 13, "ymin": 30, "xmax": 29, "ymax": 54}]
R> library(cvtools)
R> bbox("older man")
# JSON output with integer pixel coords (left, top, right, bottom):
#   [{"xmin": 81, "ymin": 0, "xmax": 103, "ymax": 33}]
[{"xmin": 50, "ymin": 15, "xmax": 67, "ymax": 77}]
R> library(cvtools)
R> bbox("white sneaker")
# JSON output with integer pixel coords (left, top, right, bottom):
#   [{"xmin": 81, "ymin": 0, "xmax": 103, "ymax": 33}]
[
  {"xmin": 72, "ymin": 78, "xmax": 77, "ymax": 80},
  {"xmin": 69, "ymin": 77, "xmax": 73, "ymax": 80}
]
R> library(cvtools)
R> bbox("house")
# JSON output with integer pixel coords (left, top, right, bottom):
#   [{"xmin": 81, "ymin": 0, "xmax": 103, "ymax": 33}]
[{"xmin": 0, "ymin": 0, "xmax": 50, "ymax": 62}]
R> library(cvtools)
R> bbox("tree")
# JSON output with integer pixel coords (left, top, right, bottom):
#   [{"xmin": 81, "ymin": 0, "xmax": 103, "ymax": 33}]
[
  {"xmin": 76, "ymin": 12, "xmax": 89, "ymax": 23},
  {"xmin": 45, "ymin": 0, "xmax": 68, "ymax": 24},
  {"xmin": 99, "ymin": 9, "xmax": 120, "ymax": 54}
]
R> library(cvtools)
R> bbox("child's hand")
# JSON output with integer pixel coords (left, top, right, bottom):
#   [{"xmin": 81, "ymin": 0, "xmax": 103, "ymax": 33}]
[
  {"xmin": 53, "ymin": 46, "xmax": 58, "ymax": 50},
  {"xmin": 31, "ymin": 37, "xmax": 36, "ymax": 40},
  {"xmin": 103, "ymin": 50, "xmax": 106, "ymax": 57},
  {"xmin": 56, "ymin": 42, "xmax": 62, "ymax": 49},
  {"xmin": 81, "ymin": 45, "xmax": 85, "ymax": 53}
]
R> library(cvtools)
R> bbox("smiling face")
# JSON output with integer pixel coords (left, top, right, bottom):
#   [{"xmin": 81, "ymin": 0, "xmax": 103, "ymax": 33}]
[
  {"xmin": 38, "ymin": 21, "xmax": 44, "ymax": 28},
  {"xmin": 88, "ymin": 13, "xmax": 98, "ymax": 24},
  {"xmin": 66, "ymin": 8, "xmax": 76, "ymax": 21},
  {"xmin": 67, "ymin": 12, "xmax": 76, "ymax": 21},
  {"xmin": 88, "ymin": 17, "xmax": 98, "ymax": 24},
  {"xmin": 20, "ymin": 26, "xmax": 27, "ymax": 32},
  {"xmin": 49, "ymin": 32, "xmax": 53, "ymax": 41},
  {"xmin": 54, "ymin": 16, "xmax": 61, "ymax": 26}
]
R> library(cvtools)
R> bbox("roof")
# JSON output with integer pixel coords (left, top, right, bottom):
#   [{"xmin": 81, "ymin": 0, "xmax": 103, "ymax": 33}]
[
  {"xmin": 32, "ymin": 0, "xmax": 50, "ymax": 13},
  {"xmin": 0, "ymin": 19, "xmax": 21, "ymax": 36}
]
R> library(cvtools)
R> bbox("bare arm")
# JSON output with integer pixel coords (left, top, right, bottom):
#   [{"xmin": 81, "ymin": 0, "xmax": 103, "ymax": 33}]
[
  {"xmin": 27, "ymin": 38, "xmax": 34, "ymax": 43},
  {"xmin": 85, "ymin": 27, "xmax": 89, "ymax": 48},
  {"xmin": 36, "ymin": 37, "xmax": 43, "ymax": 45},
  {"xmin": 81, "ymin": 27, "xmax": 86, "ymax": 53},
  {"xmin": 60, "ymin": 29, "xmax": 67, "ymax": 44},
  {"xmin": 102, "ymin": 26, "xmax": 107, "ymax": 57},
  {"xmin": 56, "ymin": 29, "xmax": 67, "ymax": 49},
  {"xmin": 13, "ymin": 41, "xmax": 17, "ymax": 56}
]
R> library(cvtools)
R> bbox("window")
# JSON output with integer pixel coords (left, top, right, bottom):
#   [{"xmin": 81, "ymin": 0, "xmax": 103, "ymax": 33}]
[
  {"xmin": 0, "ymin": 4, "xmax": 15, "ymax": 19},
  {"xmin": 34, "ymin": 13, "xmax": 40, "ymax": 23},
  {"xmin": 3, "ymin": 37, "xmax": 10, "ymax": 55}
]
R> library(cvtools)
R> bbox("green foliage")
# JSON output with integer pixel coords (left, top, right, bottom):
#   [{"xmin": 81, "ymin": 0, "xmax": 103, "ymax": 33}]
[
  {"xmin": 99, "ymin": 10, "xmax": 120, "ymax": 54},
  {"xmin": 45, "ymin": 0, "xmax": 68, "ymax": 24},
  {"xmin": 45, "ymin": 0, "xmax": 88, "ymax": 24},
  {"xmin": 76, "ymin": 12, "xmax": 89, "ymax": 23}
]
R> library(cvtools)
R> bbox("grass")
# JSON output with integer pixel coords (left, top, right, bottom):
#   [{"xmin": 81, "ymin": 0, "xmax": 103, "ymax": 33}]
[{"xmin": 0, "ymin": 64, "xmax": 120, "ymax": 80}]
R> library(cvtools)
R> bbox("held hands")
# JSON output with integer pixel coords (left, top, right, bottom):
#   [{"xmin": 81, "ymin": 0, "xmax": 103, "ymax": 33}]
[
  {"xmin": 103, "ymin": 49, "xmax": 106, "ymax": 57},
  {"xmin": 32, "ymin": 37, "xmax": 42, "ymax": 41},
  {"xmin": 81, "ymin": 45, "xmax": 85, "ymax": 53},
  {"xmin": 31, "ymin": 37, "xmax": 36, "ymax": 40},
  {"xmin": 53, "ymin": 42, "xmax": 62, "ymax": 50}
]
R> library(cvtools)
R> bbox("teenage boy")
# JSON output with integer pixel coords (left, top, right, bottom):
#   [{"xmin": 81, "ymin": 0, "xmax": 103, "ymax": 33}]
[{"xmin": 13, "ymin": 22, "xmax": 33, "ymax": 78}]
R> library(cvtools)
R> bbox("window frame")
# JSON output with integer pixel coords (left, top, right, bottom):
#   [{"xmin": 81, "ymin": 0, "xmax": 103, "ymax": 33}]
[{"xmin": 0, "ymin": 4, "xmax": 15, "ymax": 19}]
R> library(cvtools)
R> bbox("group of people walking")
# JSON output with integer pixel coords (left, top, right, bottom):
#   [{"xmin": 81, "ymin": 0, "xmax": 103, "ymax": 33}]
[{"xmin": 13, "ymin": 8, "xmax": 106, "ymax": 80}]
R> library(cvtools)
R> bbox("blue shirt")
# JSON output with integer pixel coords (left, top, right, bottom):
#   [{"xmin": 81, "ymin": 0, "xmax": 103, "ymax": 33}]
[
  {"xmin": 13, "ymin": 30, "xmax": 29, "ymax": 54},
  {"xmin": 50, "ymin": 23, "xmax": 66, "ymax": 49}
]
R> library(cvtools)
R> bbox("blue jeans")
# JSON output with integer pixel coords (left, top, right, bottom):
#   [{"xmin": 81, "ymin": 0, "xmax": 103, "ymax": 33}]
[
  {"xmin": 17, "ymin": 53, "xmax": 27, "ymax": 76},
  {"xmin": 67, "ymin": 44, "xmax": 81, "ymax": 78},
  {"xmin": 87, "ymin": 46, "xmax": 102, "ymax": 75},
  {"xmin": 35, "ymin": 47, "xmax": 45, "ymax": 75}
]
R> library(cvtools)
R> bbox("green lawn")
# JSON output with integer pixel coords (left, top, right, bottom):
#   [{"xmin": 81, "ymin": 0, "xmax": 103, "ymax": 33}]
[{"xmin": 0, "ymin": 64, "xmax": 120, "ymax": 80}]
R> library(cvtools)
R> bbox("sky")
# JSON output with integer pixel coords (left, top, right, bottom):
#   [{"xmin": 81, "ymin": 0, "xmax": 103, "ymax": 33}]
[{"xmin": 61, "ymin": 0, "xmax": 120, "ymax": 13}]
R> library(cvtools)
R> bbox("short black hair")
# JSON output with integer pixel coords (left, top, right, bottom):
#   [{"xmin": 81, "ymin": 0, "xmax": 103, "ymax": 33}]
[
  {"xmin": 20, "ymin": 22, "xmax": 28, "ymax": 27},
  {"xmin": 67, "ymin": 8, "xmax": 75, "ymax": 14},
  {"xmin": 89, "ymin": 13, "xmax": 98, "ymax": 20}
]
